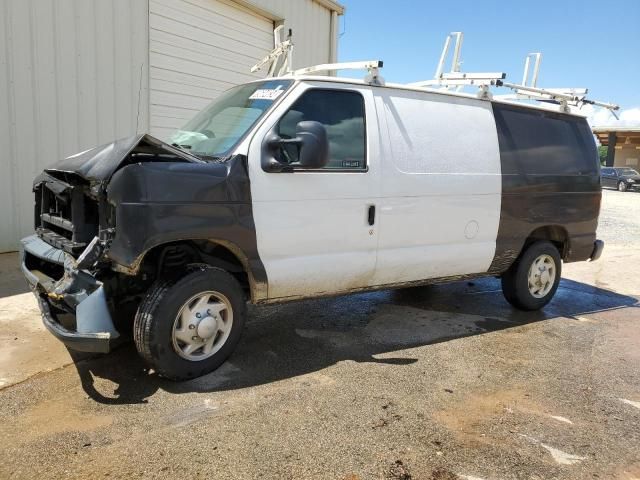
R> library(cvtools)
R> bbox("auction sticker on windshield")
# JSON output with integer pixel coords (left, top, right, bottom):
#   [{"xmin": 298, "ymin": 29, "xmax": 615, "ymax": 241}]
[{"xmin": 249, "ymin": 89, "xmax": 285, "ymax": 101}]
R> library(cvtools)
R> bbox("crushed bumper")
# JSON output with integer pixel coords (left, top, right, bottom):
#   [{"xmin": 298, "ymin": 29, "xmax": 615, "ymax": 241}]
[{"xmin": 20, "ymin": 234, "xmax": 119, "ymax": 353}]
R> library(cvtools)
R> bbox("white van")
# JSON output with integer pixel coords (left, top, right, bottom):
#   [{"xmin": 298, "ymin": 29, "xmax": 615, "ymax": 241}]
[{"xmin": 21, "ymin": 73, "xmax": 604, "ymax": 380}]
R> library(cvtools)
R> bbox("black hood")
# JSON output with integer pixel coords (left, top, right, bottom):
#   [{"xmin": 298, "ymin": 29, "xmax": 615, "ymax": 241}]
[{"xmin": 43, "ymin": 134, "xmax": 202, "ymax": 183}]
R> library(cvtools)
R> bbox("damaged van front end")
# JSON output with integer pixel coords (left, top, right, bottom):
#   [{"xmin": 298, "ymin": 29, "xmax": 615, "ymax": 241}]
[
  {"xmin": 20, "ymin": 134, "xmax": 203, "ymax": 353},
  {"xmin": 20, "ymin": 235, "xmax": 117, "ymax": 352}
]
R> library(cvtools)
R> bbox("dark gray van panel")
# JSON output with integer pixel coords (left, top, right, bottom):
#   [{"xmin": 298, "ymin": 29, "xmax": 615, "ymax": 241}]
[{"xmin": 489, "ymin": 103, "xmax": 601, "ymax": 273}]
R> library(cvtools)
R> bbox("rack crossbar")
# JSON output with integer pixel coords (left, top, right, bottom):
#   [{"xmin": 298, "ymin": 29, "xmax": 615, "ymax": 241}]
[{"xmin": 292, "ymin": 60, "xmax": 383, "ymax": 76}]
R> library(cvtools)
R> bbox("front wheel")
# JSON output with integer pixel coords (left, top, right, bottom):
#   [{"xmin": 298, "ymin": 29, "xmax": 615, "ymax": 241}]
[
  {"xmin": 134, "ymin": 266, "xmax": 246, "ymax": 380},
  {"xmin": 501, "ymin": 241, "xmax": 561, "ymax": 311},
  {"xmin": 618, "ymin": 181, "xmax": 628, "ymax": 192}
]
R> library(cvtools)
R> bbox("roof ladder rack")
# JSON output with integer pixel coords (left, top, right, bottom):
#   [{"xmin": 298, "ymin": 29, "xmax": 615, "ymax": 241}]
[
  {"xmin": 251, "ymin": 27, "xmax": 385, "ymax": 85},
  {"xmin": 250, "ymin": 29, "xmax": 620, "ymax": 116},
  {"xmin": 412, "ymin": 32, "xmax": 620, "ymax": 114},
  {"xmin": 251, "ymin": 25, "xmax": 294, "ymax": 77},
  {"xmin": 498, "ymin": 80, "xmax": 619, "ymax": 114},
  {"xmin": 409, "ymin": 32, "xmax": 506, "ymax": 99},
  {"xmin": 494, "ymin": 52, "xmax": 619, "ymax": 115}
]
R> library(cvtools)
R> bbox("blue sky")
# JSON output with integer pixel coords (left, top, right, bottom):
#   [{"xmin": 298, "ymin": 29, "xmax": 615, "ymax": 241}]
[{"xmin": 336, "ymin": 0, "xmax": 640, "ymax": 117}]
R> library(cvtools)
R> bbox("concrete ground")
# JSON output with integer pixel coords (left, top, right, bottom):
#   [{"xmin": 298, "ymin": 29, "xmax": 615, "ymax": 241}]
[{"xmin": 0, "ymin": 189, "xmax": 639, "ymax": 480}]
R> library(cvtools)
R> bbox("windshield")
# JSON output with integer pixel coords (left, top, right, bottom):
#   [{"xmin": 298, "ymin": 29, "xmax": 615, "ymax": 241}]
[
  {"xmin": 617, "ymin": 167, "xmax": 639, "ymax": 176},
  {"xmin": 169, "ymin": 79, "xmax": 293, "ymax": 158}
]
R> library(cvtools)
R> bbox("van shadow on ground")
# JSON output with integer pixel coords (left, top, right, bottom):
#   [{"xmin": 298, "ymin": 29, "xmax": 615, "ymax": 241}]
[{"xmin": 71, "ymin": 277, "xmax": 638, "ymax": 405}]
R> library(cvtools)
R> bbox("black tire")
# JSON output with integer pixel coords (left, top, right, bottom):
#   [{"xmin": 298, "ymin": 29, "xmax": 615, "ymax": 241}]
[
  {"xmin": 618, "ymin": 181, "xmax": 628, "ymax": 192},
  {"xmin": 501, "ymin": 240, "xmax": 562, "ymax": 311},
  {"xmin": 134, "ymin": 265, "xmax": 246, "ymax": 380}
]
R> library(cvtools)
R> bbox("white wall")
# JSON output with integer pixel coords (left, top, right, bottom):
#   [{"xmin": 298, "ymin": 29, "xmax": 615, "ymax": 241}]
[
  {"xmin": 246, "ymin": 0, "xmax": 334, "ymax": 68},
  {"xmin": 0, "ymin": 0, "xmax": 150, "ymax": 252},
  {"xmin": 0, "ymin": 0, "xmax": 340, "ymax": 252},
  {"xmin": 148, "ymin": 0, "xmax": 337, "ymax": 140},
  {"xmin": 148, "ymin": 0, "xmax": 275, "ymax": 140}
]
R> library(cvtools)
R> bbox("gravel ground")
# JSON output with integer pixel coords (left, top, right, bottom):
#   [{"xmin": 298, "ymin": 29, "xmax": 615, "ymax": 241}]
[
  {"xmin": 596, "ymin": 188, "xmax": 640, "ymax": 246},
  {"xmin": 0, "ymin": 189, "xmax": 638, "ymax": 480}
]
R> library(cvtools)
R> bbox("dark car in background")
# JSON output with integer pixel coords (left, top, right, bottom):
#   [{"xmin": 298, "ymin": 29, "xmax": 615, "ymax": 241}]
[{"xmin": 601, "ymin": 167, "xmax": 640, "ymax": 192}]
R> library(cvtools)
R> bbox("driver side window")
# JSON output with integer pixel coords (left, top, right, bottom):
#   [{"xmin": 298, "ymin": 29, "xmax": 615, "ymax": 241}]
[{"xmin": 276, "ymin": 89, "xmax": 366, "ymax": 170}]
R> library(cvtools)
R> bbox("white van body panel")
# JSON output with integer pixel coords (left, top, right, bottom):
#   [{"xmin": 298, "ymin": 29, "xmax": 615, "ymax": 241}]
[
  {"xmin": 248, "ymin": 80, "xmax": 501, "ymax": 300},
  {"xmin": 248, "ymin": 82, "xmax": 382, "ymax": 300},
  {"xmin": 371, "ymin": 89, "xmax": 502, "ymax": 284}
]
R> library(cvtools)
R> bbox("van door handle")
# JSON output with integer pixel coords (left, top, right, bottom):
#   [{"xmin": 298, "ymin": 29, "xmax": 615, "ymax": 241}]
[{"xmin": 367, "ymin": 205, "xmax": 376, "ymax": 226}]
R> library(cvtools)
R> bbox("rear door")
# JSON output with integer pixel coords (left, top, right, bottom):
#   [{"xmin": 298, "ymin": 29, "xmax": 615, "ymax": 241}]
[{"xmin": 247, "ymin": 82, "xmax": 381, "ymax": 300}]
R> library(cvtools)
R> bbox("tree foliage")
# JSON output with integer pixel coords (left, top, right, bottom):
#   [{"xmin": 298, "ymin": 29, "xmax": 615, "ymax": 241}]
[{"xmin": 598, "ymin": 146, "xmax": 608, "ymax": 165}]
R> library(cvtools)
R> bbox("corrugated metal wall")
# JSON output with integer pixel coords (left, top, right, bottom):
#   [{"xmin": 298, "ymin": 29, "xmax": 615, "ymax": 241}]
[
  {"xmin": 248, "ymin": 0, "xmax": 333, "ymax": 69},
  {"xmin": 0, "ymin": 0, "xmax": 339, "ymax": 252},
  {"xmin": 0, "ymin": 0, "xmax": 149, "ymax": 252}
]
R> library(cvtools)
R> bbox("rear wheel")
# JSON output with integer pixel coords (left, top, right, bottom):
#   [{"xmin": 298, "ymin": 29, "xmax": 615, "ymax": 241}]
[
  {"xmin": 618, "ymin": 181, "xmax": 628, "ymax": 192},
  {"xmin": 134, "ymin": 266, "xmax": 246, "ymax": 380},
  {"xmin": 501, "ymin": 241, "xmax": 561, "ymax": 311}
]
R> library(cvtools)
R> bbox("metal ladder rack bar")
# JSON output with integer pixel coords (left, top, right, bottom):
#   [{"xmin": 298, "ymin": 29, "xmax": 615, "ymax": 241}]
[
  {"xmin": 522, "ymin": 53, "xmax": 542, "ymax": 87},
  {"xmin": 434, "ymin": 31, "xmax": 464, "ymax": 79},
  {"xmin": 292, "ymin": 60, "xmax": 382, "ymax": 75},
  {"xmin": 251, "ymin": 25, "xmax": 294, "ymax": 76},
  {"xmin": 410, "ymin": 72, "xmax": 506, "ymax": 88},
  {"xmin": 411, "ymin": 31, "xmax": 507, "ymax": 95},
  {"xmin": 500, "ymin": 81, "xmax": 582, "ymax": 101},
  {"xmin": 497, "ymin": 80, "xmax": 619, "ymax": 113},
  {"xmin": 290, "ymin": 60, "xmax": 385, "ymax": 85}
]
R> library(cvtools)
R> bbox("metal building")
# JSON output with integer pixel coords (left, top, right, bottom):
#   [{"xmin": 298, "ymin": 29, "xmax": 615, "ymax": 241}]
[{"xmin": 0, "ymin": 0, "xmax": 344, "ymax": 252}]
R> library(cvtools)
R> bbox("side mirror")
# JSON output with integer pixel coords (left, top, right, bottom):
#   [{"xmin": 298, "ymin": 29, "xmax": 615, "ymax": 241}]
[
  {"xmin": 295, "ymin": 121, "xmax": 329, "ymax": 169},
  {"xmin": 262, "ymin": 121, "xmax": 329, "ymax": 172}
]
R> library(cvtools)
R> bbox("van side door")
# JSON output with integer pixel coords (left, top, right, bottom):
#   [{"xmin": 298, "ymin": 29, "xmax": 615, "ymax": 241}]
[
  {"xmin": 247, "ymin": 83, "xmax": 381, "ymax": 301},
  {"xmin": 371, "ymin": 89, "xmax": 502, "ymax": 285}
]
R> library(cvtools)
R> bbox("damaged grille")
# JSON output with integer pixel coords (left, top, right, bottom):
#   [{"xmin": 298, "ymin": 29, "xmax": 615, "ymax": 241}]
[{"xmin": 35, "ymin": 178, "xmax": 99, "ymax": 255}]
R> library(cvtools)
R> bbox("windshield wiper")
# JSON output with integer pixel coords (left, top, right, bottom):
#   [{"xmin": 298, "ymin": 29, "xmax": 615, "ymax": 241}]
[
  {"xmin": 171, "ymin": 143, "xmax": 192, "ymax": 150},
  {"xmin": 171, "ymin": 143, "xmax": 226, "ymax": 162},
  {"xmin": 195, "ymin": 153, "xmax": 228, "ymax": 163}
]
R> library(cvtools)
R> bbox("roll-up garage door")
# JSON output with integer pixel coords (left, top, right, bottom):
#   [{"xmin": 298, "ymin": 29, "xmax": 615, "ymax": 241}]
[{"xmin": 149, "ymin": 0, "xmax": 274, "ymax": 140}]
